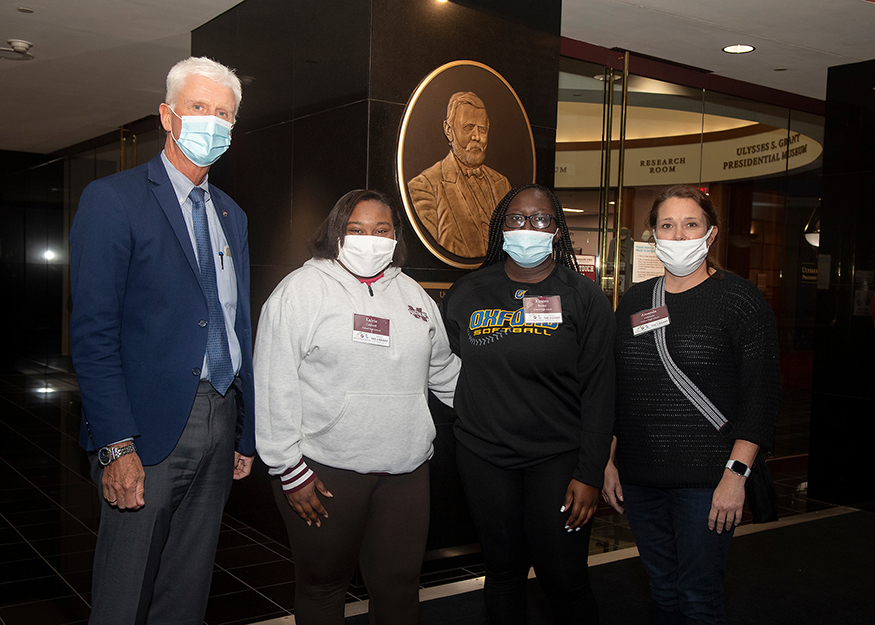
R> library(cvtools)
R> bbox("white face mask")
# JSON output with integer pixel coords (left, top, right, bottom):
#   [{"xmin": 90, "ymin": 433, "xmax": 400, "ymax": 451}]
[
  {"xmin": 337, "ymin": 235, "xmax": 397, "ymax": 278},
  {"xmin": 653, "ymin": 226, "xmax": 714, "ymax": 277}
]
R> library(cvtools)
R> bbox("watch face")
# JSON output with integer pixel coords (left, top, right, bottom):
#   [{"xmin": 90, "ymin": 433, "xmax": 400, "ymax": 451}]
[
  {"xmin": 728, "ymin": 460, "xmax": 749, "ymax": 476},
  {"xmin": 98, "ymin": 447, "xmax": 112, "ymax": 466}
]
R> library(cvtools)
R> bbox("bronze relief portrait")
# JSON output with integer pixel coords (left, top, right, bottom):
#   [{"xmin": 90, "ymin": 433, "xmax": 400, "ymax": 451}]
[{"xmin": 398, "ymin": 61, "xmax": 536, "ymax": 269}]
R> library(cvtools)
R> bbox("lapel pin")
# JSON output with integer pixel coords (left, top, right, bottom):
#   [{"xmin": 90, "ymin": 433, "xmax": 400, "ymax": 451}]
[{"xmin": 222, "ymin": 210, "xmax": 228, "ymax": 217}]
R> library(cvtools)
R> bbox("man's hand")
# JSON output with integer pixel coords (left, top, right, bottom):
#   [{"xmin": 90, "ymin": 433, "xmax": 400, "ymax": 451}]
[
  {"xmin": 233, "ymin": 453, "xmax": 254, "ymax": 480},
  {"xmin": 102, "ymin": 449, "xmax": 145, "ymax": 510}
]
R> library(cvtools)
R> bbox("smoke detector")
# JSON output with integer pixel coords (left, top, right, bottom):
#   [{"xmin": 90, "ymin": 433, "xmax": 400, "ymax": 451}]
[{"xmin": 0, "ymin": 39, "xmax": 35, "ymax": 61}]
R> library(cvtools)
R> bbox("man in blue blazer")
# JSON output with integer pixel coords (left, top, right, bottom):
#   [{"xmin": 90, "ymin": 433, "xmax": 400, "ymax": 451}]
[{"xmin": 70, "ymin": 57, "xmax": 255, "ymax": 625}]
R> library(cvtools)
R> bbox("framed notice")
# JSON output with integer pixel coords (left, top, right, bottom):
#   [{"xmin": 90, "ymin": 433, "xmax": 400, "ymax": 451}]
[{"xmin": 632, "ymin": 242, "xmax": 665, "ymax": 283}]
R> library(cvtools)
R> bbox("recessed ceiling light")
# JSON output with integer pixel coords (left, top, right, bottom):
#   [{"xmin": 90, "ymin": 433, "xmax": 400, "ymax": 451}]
[
  {"xmin": 723, "ymin": 44, "xmax": 755, "ymax": 54},
  {"xmin": 17, "ymin": 7, "xmax": 34, "ymax": 13},
  {"xmin": 774, "ymin": 67, "xmax": 788, "ymax": 72}
]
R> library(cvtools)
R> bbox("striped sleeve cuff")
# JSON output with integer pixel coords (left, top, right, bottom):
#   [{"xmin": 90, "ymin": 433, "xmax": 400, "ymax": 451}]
[{"xmin": 280, "ymin": 459, "xmax": 316, "ymax": 492}]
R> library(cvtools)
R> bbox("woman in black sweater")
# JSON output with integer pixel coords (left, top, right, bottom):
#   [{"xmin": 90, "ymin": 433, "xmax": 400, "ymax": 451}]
[
  {"xmin": 603, "ymin": 185, "xmax": 781, "ymax": 625},
  {"xmin": 442, "ymin": 184, "xmax": 615, "ymax": 624}
]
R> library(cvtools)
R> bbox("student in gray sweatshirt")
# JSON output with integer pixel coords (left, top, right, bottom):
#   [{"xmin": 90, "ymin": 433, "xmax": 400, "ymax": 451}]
[{"xmin": 254, "ymin": 189, "xmax": 460, "ymax": 625}]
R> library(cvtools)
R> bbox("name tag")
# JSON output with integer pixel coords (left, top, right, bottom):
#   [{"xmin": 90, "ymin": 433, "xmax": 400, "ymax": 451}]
[
  {"xmin": 352, "ymin": 314, "xmax": 390, "ymax": 347},
  {"xmin": 523, "ymin": 295, "xmax": 562, "ymax": 324},
  {"xmin": 630, "ymin": 305, "xmax": 670, "ymax": 336}
]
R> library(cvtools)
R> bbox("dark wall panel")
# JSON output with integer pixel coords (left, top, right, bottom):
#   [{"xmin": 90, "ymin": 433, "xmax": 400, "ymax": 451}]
[
  {"xmin": 809, "ymin": 59, "xmax": 875, "ymax": 506},
  {"xmin": 368, "ymin": 0, "xmax": 560, "ymax": 275},
  {"xmin": 0, "ymin": 157, "xmax": 65, "ymax": 366},
  {"xmin": 193, "ymin": 0, "xmax": 562, "ymax": 553}
]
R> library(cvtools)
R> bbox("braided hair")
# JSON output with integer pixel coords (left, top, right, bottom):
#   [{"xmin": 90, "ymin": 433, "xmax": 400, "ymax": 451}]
[{"xmin": 481, "ymin": 183, "xmax": 579, "ymax": 271}]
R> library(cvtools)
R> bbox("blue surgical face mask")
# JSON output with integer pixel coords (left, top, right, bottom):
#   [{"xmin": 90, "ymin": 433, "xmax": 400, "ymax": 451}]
[
  {"xmin": 502, "ymin": 229, "xmax": 556, "ymax": 268},
  {"xmin": 170, "ymin": 108, "xmax": 233, "ymax": 167}
]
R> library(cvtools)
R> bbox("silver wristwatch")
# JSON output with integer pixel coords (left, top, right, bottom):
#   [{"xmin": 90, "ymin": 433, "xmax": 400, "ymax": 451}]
[
  {"xmin": 98, "ymin": 442, "xmax": 137, "ymax": 466},
  {"xmin": 725, "ymin": 459, "xmax": 751, "ymax": 478}
]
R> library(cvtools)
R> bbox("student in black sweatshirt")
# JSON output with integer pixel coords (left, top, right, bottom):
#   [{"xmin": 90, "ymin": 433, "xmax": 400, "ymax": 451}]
[{"xmin": 443, "ymin": 184, "xmax": 615, "ymax": 625}]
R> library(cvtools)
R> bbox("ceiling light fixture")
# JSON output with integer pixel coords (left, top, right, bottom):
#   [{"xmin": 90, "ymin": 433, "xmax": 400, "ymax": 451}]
[
  {"xmin": 593, "ymin": 74, "xmax": 623, "ymax": 83},
  {"xmin": 0, "ymin": 39, "xmax": 34, "ymax": 61},
  {"xmin": 723, "ymin": 44, "xmax": 755, "ymax": 54}
]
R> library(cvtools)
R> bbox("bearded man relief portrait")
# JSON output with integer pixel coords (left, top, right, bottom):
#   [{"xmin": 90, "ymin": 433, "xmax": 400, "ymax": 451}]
[{"xmin": 398, "ymin": 62, "xmax": 535, "ymax": 268}]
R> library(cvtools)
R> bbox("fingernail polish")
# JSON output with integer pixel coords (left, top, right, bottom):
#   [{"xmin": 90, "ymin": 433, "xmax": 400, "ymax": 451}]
[{"xmin": 560, "ymin": 505, "xmax": 566, "ymax": 513}]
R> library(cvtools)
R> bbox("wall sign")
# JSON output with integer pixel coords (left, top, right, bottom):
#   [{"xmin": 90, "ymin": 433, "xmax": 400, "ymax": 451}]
[{"xmin": 555, "ymin": 126, "xmax": 822, "ymax": 188}]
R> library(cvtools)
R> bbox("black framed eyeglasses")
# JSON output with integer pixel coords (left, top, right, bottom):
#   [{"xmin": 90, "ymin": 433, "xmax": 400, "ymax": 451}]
[{"xmin": 504, "ymin": 214, "xmax": 554, "ymax": 230}]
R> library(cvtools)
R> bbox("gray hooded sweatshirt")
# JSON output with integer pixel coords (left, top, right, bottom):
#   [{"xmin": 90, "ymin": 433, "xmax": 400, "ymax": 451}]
[{"xmin": 254, "ymin": 258, "xmax": 459, "ymax": 490}]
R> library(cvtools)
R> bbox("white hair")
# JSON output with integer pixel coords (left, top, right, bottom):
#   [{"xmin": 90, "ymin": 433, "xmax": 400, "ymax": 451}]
[{"xmin": 165, "ymin": 56, "xmax": 243, "ymax": 119}]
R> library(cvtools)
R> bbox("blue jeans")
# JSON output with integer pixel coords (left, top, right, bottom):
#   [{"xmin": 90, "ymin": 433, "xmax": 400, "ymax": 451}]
[{"xmin": 623, "ymin": 485, "xmax": 734, "ymax": 625}]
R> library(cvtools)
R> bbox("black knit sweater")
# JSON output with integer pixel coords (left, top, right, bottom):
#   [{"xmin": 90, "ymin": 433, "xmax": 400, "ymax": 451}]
[
  {"xmin": 614, "ymin": 271, "xmax": 781, "ymax": 489},
  {"xmin": 442, "ymin": 263, "xmax": 616, "ymax": 488}
]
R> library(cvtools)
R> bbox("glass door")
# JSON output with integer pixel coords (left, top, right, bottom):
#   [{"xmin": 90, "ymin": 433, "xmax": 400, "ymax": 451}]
[{"xmin": 554, "ymin": 57, "xmax": 824, "ymax": 459}]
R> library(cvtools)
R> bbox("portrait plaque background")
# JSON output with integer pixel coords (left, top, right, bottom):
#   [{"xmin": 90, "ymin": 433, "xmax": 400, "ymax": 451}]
[{"xmin": 398, "ymin": 60, "xmax": 536, "ymax": 269}]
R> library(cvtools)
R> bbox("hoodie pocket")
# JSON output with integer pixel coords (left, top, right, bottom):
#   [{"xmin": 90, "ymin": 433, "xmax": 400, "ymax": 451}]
[{"xmin": 307, "ymin": 392, "xmax": 435, "ymax": 472}]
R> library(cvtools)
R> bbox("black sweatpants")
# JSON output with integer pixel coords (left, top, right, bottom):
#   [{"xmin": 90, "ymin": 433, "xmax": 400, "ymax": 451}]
[
  {"xmin": 274, "ymin": 457, "xmax": 430, "ymax": 625},
  {"xmin": 456, "ymin": 443, "xmax": 599, "ymax": 625}
]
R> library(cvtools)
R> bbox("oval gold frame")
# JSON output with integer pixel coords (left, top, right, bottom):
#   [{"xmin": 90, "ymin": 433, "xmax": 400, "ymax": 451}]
[{"xmin": 397, "ymin": 60, "xmax": 536, "ymax": 269}]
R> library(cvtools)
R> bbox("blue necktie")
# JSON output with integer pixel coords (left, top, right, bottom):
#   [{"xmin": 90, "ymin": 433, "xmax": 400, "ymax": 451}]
[{"xmin": 190, "ymin": 187, "xmax": 234, "ymax": 395}]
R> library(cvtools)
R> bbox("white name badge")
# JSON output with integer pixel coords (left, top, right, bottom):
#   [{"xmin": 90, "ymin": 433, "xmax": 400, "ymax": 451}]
[
  {"xmin": 352, "ymin": 314, "xmax": 390, "ymax": 347},
  {"xmin": 630, "ymin": 305, "xmax": 670, "ymax": 336},
  {"xmin": 523, "ymin": 295, "xmax": 563, "ymax": 324}
]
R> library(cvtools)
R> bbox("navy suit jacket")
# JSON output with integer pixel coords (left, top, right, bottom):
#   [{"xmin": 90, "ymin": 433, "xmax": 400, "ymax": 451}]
[{"xmin": 70, "ymin": 154, "xmax": 255, "ymax": 465}]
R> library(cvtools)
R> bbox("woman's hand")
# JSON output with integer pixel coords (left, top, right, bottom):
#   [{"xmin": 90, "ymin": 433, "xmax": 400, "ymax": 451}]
[
  {"xmin": 709, "ymin": 470, "xmax": 746, "ymax": 533},
  {"xmin": 284, "ymin": 477, "xmax": 333, "ymax": 527},
  {"xmin": 709, "ymin": 439, "xmax": 760, "ymax": 533},
  {"xmin": 602, "ymin": 458, "xmax": 625, "ymax": 514},
  {"xmin": 561, "ymin": 479, "xmax": 600, "ymax": 531}
]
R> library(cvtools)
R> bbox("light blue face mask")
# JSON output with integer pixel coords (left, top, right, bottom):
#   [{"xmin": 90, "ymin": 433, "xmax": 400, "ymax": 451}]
[
  {"xmin": 170, "ymin": 108, "xmax": 233, "ymax": 167},
  {"xmin": 502, "ymin": 229, "xmax": 556, "ymax": 268}
]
